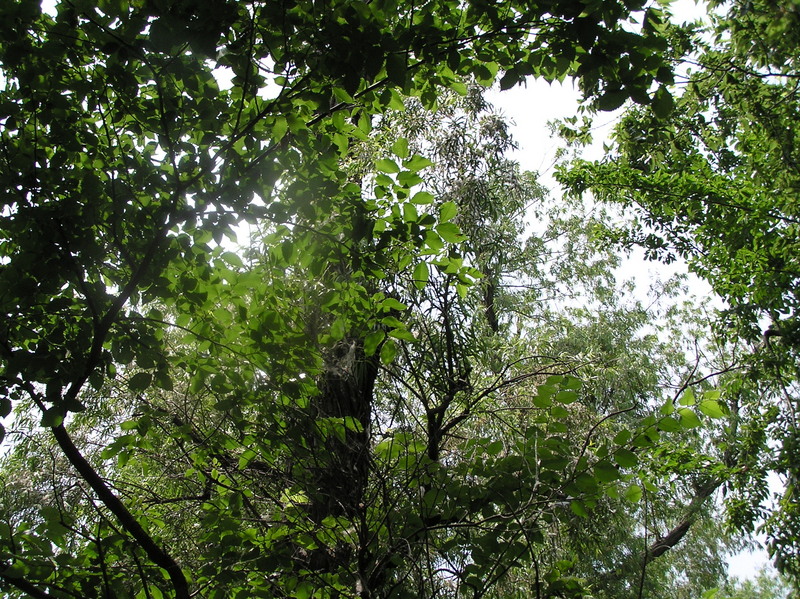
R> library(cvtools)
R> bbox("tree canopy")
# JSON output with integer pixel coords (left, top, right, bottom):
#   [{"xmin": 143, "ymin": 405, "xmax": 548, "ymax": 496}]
[
  {"xmin": 558, "ymin": 0, "xmax": 800, "ymax": 584},
  {"xmin": 0, "ymin": 0, "xmax": 798, "ymax": 598}
]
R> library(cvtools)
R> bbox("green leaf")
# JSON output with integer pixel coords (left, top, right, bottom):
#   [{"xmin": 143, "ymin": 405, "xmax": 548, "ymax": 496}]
[
  {"xmin": 411, "ymin": 191, "xmax": 435, "ymax": 205},
  {"xmin": 221, "ymin": 251, "xmax": 244, "ymax": 268},
  {"xmin": 613, "ymin": 448, "xmax": 638, "ymax": 469},
  {"xmin": 63, "ymin": 396, "xmax": 88, "ymax": 412},
  {"xmin": 657, "ymin": 416, "xmax": 681, "ymax": 432},
  {"xmin": 391, "ymin": 137, "xmax": 409, "ymax": 159},
  {"xmin": 698, "ymin": 399, "xmax": 726, "ymax": 418},
  {"xmin": 128, "ymin": 372, "xmax": 152, "ymax": 392},
  {"xmin": 272, "ymin": 115, "xmax": 288, "ymax": 141},
  {"xmin": 1, "ymin": 561, "xmax": 27, "ymax": 579},
  {"xmin": 570, "ymin": 500, "xmax": 588, "ymax": 518},
  {"xmin": 381, "ymin": 316, "xmax": 404, "ymax": 328},
  {"xmin": 624, "ymin": 484, "xmax": 643, "ymax": 503},
  {"xmin": 413, "ymin": 262, "xmax": 429, "ymax": 290},
  {"xmin": 403, "ymin": 202, "xmax": 418, "ymax": 223},
  {"xmin": 294, "ymin": 581, "xmax": 314, "ymax": 599},
  {"xmin": 499, "ymin": 69, "xmax": 519, "ymax": 91},
  {"xmin": 385, "ymin": 53, "xmax": 408, "ymax": 87},
  {"xmin": 594, "ymin": 460, "xmax": 621, "ymax": 483},
  {"xmin": 388, "ymin": 327, "xmax": 416, "ymax": 342},
  {"xmin": 148, "ymin": 18, "xmax": 181, "ymax": 52},
  {"xmin": 380, "ymin": 338, "xmax": 397, "ymax": 365},
  {"xmin": 380, "ymin": 297, "xmax": 407, "ymax": 312},
  {"xmin": 363, "ymin": 331, "xmax": 385, "ymax": 359},
  {"xmin": 41, "ymin": 408, "xmax": 64, "ymax": 428},
  {"xmin": 439, "ymin": 201, "xmax": 457, "ymax": 223},
  {"xmin": 651, "ymin": 85, "xmax": 674, "ymax": 119},
  {"xmin": 678, "ymin": 387, "xmax": 695, "ymax": 406},
  {"xmin": 330, "ymin": 318, "xmax": 346, "ymax": 341},
  {"xmin": 677, "ymin": 407, "xmax": 702, "ymax": 429},
  {"xmin": 424, "ymin": 231, "xmax": 445, "ymax": 251},
  {"xmin": 555, "ymin": 390, "xmax": 578, "ymax": 404},
  {"xmin": 436, "ymin": 222, "xmax": 464, "ymax": 243},
  {"xmin": 613, "ymin": 429, "xmax": 632, "ymax": 445},
  {"xmin": 403, "ymin": 154, "xmax": 434, "ymax": 172},
  {"xmin": 537, "ymin": 384, "xmax": 556, "ymax": 398},
  {"xmin": 473, "ymin": 62, "xmax": 498, "ymax": 86},
  {"xmin": 397, "ymin": 171, "xmax": 424, "ymax": 187},
  {"xmin": 597, "ymin": 89, "xmax": 627, "ymax": 111},
  {"xmin": 376, "ymin": 158, "xmax": 401, "ymax": 173}
]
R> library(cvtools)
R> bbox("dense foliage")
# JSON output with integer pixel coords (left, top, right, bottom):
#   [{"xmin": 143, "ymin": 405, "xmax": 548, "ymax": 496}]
[{"xmin": 0, "ymin": 0, "xmax": 797, "ymax": 598}]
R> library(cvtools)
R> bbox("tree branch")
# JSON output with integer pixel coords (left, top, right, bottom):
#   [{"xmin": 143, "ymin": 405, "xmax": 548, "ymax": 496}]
[
  {"xmin": 50, "ymin": 424, "xmax": 189, "ymax": 598},
  {"xmin": 646, "ymin": 477, "xmax": 723, "ymax": 561}
]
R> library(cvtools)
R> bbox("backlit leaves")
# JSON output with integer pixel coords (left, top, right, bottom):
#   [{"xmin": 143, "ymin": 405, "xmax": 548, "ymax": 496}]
[{"xmin": 0, "ymin": 0, "xmax": 688, "ymax": 596}]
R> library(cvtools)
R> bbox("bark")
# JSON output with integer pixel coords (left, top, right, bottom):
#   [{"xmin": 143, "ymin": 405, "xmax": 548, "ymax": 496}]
[
  {"xmin": 0, "ymin": 575, "xmax": 58, "ymax": 599},
  {"xmin": 308, "ymin": 339, "xmax": 379, "ymax": 522},
  {"xmin": 294, "ymin": 338, "xmax": 381, "ymax": 590},
  {"xmin": 483, "ymin": 279, "xmax": 499, "ymax": 334}
]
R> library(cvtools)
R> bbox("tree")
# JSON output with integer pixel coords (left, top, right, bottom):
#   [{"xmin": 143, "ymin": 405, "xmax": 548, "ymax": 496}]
[
  {"xmin": 711, "ymin": 566, "xmax": 791, "ymax": 599},
  {"xmin": 4, "ymin": 0, "xmax": 786, "ymax": 597},
  {"xmin": 0, "ymin": 0, "xmax": 687, "ymax": 596},
  {"xmin": 557, "ymin": 0, "xmax": 800, "ymax": 586}
]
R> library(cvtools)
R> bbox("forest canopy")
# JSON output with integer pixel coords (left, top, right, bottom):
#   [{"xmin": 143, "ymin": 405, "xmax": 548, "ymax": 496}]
[{"xmin": 0, "ymin": 0, "xmax": 797, "ymax": 597}]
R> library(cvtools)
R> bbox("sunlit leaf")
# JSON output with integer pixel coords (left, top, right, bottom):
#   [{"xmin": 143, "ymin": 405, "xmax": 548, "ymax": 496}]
[
  {"xmin": 677, "ymin": 407, "xmax": 702, "ymax": 429},
  {"xmin": 40, "ymin": 408, "xmax": 64, "ymax": 428},
  {"xmin": 411, "ymin": 191, "xmax": 435, "ymax": 205},
  {"xmin": 376, "ymin": 158, "xmax": 401, "ymax": 173},
  {"xmin": 624, "ymin": 484, "xmax": 643, "ymax": 503},
  {"xmin": 436, "ymin": 222, "xmax": 464, "ymax": 243},
  {"xmin": 392, "ymin": 137, "xmax": 409, "ymax": 158},
  {"xmin": 439, "ymin": 201, "xmax": 458, "ymax": 223},
  {"xmin": 698, "ymin": 399, "xmax": 726, "ymax": 419},
  {"xmin": 403, "ymin": 154, "xmax": 434, "ymax": 172},
  {"xmin": 380, "ymin": 338, "xmax": 398, "ymax": 365}
]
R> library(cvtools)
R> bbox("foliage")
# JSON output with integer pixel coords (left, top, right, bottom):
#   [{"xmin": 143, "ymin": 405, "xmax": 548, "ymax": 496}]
[
  {"xmin": 0, "ymin": 0, "xmax": 790, "ymax": 598},
  {"xmin": 556, "ymin": 0, "xmax": 800, "ymax": 586},
  {"xmin": 709, "ymin": 566, "xmax": 791, "ymax": 599}
]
